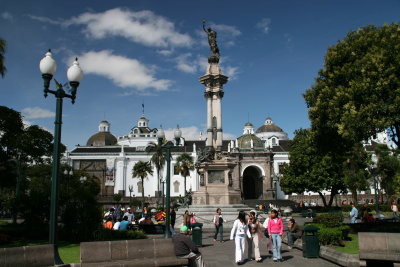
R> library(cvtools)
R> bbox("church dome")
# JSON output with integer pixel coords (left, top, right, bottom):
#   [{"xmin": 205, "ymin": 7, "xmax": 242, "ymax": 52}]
[
  {"xmin": 87, "ymin": 132, "xmax": 117, "ymax": 146},
  {"xmin": 255, "ymin": 117, "xmax": 283, "ymax": 133},
  {"xmin": 255, "ymin": 117, "xmax": 289, "ymax": 141},
  {"xmin": 237, "ymin": 134, "xmax": 264, "ymax": 149},
  {"xmin": 86, "ymin": 120, "xmax": 117, "ymax": 146}
]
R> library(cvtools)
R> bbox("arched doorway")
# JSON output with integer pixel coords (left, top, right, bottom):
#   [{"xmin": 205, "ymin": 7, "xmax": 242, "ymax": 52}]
[{"xmin": 243, "ymin": 166, "xmax": 263, "ymax": 199}]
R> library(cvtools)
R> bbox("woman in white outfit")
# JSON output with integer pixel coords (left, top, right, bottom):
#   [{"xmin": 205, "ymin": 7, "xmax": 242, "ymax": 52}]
[{"xmin": 230, "ymin": 211, "xmax": 251, "ymax": 265}]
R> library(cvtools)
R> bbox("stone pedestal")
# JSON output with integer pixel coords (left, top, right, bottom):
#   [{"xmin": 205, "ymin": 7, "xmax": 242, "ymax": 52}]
[{"xmin": 192, "ymin": 158, "xmax": 241, "ymax": 205}]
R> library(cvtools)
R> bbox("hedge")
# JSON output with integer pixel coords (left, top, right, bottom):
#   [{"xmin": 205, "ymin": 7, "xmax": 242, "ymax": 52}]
[
  {"xmin": 92, "ymin": 229, "xmax": 147, "ymax": 241},
  {"xmin": 313, "ymin": 213, "xmax": 343, "ymax": 228}
]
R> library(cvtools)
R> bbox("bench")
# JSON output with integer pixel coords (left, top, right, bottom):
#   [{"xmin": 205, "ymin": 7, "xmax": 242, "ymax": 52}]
[
  {"xmin": 80, "ymin": 239, "xmax": 188, "ymax": 267},
  {"xmin": 138, "ymin": 224, "xmax": 165, "ymax": 234},
  {"xmin": 301, "ymin": 209, "xmax": 316, "ymax": 218},
  {"xmin": 358, "ymin": 232, "xmax": 400, "ymax": 266},
  {"xmin": 0, "ymin": 244, "xmax": 56, "ymax": 267}
]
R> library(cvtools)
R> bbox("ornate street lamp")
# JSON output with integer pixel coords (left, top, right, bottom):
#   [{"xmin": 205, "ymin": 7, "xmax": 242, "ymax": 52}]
[
  {"xmin": 40, "ymin": 49, "xmax": 83, "ymax": 264},
  {"xmin": 80, "ymin": 176, "xmax": 87, "ymax": 183},
  {"xmin": 157, "ymin": 125, "xmax": 182, "ymax": 238},
  {"xmin": 63, "ymin": 169, "xmax": 73, "ymax": 203}
]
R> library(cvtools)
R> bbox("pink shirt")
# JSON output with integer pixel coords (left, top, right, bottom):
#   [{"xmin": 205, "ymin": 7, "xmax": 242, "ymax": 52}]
[{"xmin": 268, "ymin": 218, "xmax": 284, "ymax": 235}]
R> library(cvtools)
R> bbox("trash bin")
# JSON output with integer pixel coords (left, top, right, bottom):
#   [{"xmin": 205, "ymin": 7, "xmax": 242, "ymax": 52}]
[
  {"xmin": 302, "ymin": 225, "xmax": 320, "ymax": 258},
  {"xmin": 191, "ymin": 222, "xmax": 203, "ymax": 247}
]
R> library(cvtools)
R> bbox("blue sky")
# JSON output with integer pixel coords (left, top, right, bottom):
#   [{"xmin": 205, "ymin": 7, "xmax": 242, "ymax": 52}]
[{"xmin": 1, "ymin": 0, "xmax": 399, "ymax": 150}]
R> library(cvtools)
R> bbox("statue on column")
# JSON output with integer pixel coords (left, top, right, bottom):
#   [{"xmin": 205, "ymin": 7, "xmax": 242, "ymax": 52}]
[{"xmin": 203, "ymin": 20, "xmax": 220, "ymax": 63}]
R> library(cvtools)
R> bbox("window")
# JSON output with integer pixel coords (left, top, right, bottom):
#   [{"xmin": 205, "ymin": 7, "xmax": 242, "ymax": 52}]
[
  {"xmin": 137, "ymin": 181, "xmax": 142, "ymax": 193},
  {"xmin": 271, "ymin": 138, "xmax": 277, "ymax": 146},
  {"xmin": 174, "ymin": 165, "xmax": 179, "ymax": 175},
  {"xmin": 173, "ymin": 181, "xmax": 180, "ymax": 193}
]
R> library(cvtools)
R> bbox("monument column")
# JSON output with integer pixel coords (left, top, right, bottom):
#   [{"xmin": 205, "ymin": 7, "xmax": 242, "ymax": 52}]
[
  {"xmin": 206, "ymin": 93, "xmax": 213, "ymax": 147},
  {"xmin": 192, "ymin": 21, "xmax": 241, "ymax": 205},
  {"xmin": 200, "ymin": 65, "xmax": 227, "ymax": 152}
]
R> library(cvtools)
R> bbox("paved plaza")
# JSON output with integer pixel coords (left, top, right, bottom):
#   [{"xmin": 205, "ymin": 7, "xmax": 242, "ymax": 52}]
[{"xmin": 198, "ymin": 230, "xmax": 338, "ymax": 267}]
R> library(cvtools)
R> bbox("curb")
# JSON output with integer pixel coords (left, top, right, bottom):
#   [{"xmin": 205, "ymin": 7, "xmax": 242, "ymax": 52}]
[{"xmin": 283, "ymin": 237, "xmax": 360, "ymax": 267}]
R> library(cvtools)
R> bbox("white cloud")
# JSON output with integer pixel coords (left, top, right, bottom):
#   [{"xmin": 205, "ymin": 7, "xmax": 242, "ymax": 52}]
[
  {"xmin": 174, "ymin": 53, "xmax": 238, "ymax": 79},
  {"xmin": 224, "ymin": 66, "xmax": 239, "ymax": 80},
  {"xmin": 164, "ymin": 126, "xmax": 236, "ymax": 140},
  {"xmin": 256, "ymin": 18, "xmax": 271, "ymax": 34},
  {"xmin": 77, "ymin": 50, "xmax": 172, "ymax": 92},
  {"xmin": 22, "ymin": 107, "xmax": 55, "ymax": 119},
  {"xmin": 27, "ymin": 14, "xmax": 62, "ymax": 25},
  {"xmin": 176, "ymin": 53, "xmax": 197, "ymax": 74},
  {"xmin": 211, "ymin": 23, "xmax": 241, "ymax": 37},
  {"xmin": 157, "ymin": 49, "xmax": 174, "ymax": 56},
  {"xmin": 1, "ymin": 12, "xmax": 13, "ymax": 21},
  {"xmin": 65, "ymin": 8, "xmax": 192, "ymax": 48}
]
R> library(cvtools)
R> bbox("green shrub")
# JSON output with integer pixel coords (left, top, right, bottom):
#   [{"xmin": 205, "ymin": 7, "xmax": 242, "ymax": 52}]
[
  {"xmin": 338, "ymin": 225, "xmax": 350, "ymax": 240},
  {"xmin": 318, "ymin": 227, "xmax": 342, "ymax": 246},
  {"xmin": 307, "ymin": 223, "xmax": 350, "ymax": 246},
  {"xmin": 92, "ymin": 229, "xmax": 147, "ymax": 241},
  {"xmin": 313, "ymin": 213, "xmax": 344, "ymax": 228}
]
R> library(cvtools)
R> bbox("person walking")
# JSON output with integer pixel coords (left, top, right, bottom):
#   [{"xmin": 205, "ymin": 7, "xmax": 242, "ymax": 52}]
[
  {"xmin": 268, "ymin": 210, "xmax": 284, "ymax": 262},
  {"xmin": 183, "ymin": 210, "xmax": 191, "ymax": 229},
  {"xmin": 170, "ymin": 207, "xmax": 177, "ymax": 229},
  {"xmin": 349, "ymin": 204, "xmax": 358, "ymax": 223},
  {"xmin": 262, "ymin": 211, "xmax": 273, "ymax": 254},
  {"xmin": 247, "ymin": 211, "xmax": 262, "ymax": 262},
  {"xmin": 287, "ymin": 218, "xmax": 300, "ymax": 249},
  {"xmin": 213, "ymin": 208, "xmax": 226, "ymax": 242},
  {"xmin": 391, "ymin": 202, "xmax": 399, "ymax": 220},
  {"xmin": 230, "ymin": 211, "xmax": 251, "ymax": 265}
]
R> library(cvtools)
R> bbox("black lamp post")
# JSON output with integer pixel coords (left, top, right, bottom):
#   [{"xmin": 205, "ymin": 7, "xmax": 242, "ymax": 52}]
[
  {"xmin": 39, "ymin": 49, "xmax": 83, "ymax": 265},
  {"xmin": 63, "ymin": 169, "xmax": 73, "ymax": 198},
  {"xmin": 161, "ymin": 179, "xmax": 166, "ymax": 210},
  {"xmin": 157, "ymin": 125, "xmax": 182, "ymax": 238},
  {"xmin": 129, "ymin": 185, "xmax": 133, "ymax": 204}
]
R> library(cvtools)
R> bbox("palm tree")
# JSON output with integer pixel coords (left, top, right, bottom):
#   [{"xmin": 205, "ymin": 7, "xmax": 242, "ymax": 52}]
[
  {"xmin": 132, "ymin": 161, "xmax": 153, "ymax": 203},
  {"xmin": 175, "ymin": 153, "xmax": 195, "ymax": 196},
  {"xmin": 0, "ymin": 38, "xmax": 6, "ymax": 77},
  {"xmin": 147, "ymin": 142, "xmax": 165, "ymax": 196}
]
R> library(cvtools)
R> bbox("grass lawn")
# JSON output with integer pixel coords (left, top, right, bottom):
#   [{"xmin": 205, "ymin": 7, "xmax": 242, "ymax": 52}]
[
  {"xmin": 58, "ymin": 242, "xmax": 80, "ymax": 264},
  {"xmin": 334, "ymin": 234, "xmax": 359, "ymax": 254}
]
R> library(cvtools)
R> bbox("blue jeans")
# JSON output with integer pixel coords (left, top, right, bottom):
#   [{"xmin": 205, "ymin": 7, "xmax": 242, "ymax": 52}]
[
  {"xmin": 287, "ymin": 232, "xmax": 297, "ymax": 247},
  {"xmin": 214, "ymin": 225, "xmax": 223, "ymax": 241},
  {"xmin": 351, "ymin": 216, "xmax": 357, "ymax": 223},
  {"xmin": 271, "ymin": 233, "xmax": 282, "ymax": 260}
]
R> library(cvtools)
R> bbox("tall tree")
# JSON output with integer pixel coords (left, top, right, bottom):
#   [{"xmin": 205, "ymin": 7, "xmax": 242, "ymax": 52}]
[
  {"xmin": 0, "ymin": 38, "xmax": 6, "ymax": 77},
  {"xmin": 132, "ymin": 161, "xmax": 153, "ymax": 202},
  {"xmin": 147, "ymin": 142, "xmax": 165, "ymax": 196},
  {"xmin": 280, "ymin": 129, "xmax": 347, "ymax": 207},
  {"xmin": 343, "ymin": 143, "xmax": 371, "ymax": 204},
  {"xmin": 375, "ymin": 144, "xmax": 400, "ymax": 201},
  {"xmin": 175, "ymin": 153, "xmax": 194, "ymax": 197},
  {"xmin": 304, "ymin": 24, "xmax": 400, "ymax": 147}
]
